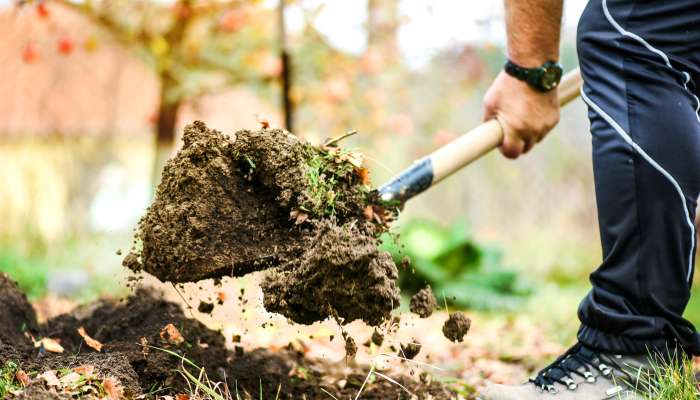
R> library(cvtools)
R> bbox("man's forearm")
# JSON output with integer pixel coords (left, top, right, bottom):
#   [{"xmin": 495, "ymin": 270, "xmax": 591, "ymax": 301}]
[{"xmin": 505, "ymin": 0, "xmax": 563, "ymax": 66}]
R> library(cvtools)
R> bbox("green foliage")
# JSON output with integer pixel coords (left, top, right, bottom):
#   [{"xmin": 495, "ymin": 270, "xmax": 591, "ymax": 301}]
[
  {"xmin": 303, "ymin": 149, "xmax": 358, "ymax": 217},
  {"xmin": 632, "ymin": 352, "xmax": 699, "ymax": 400},
  {"xmin": 0, "ymin": 248, "xmax": 48, "ymax": 300},
  {"xmin": 381, "ymin": 219, "xmax": 530, "ymax": 310},
  {"xmin": 0, "ymin": 361, "xmax": 22, "ymax": 398}
]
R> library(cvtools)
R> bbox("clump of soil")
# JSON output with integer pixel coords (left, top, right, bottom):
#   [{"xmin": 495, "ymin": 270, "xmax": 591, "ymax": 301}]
[
  {"xmin": 197, "ymin": 301, "xmax": 214, "ymax": 314},
  {"xmin": 371, "ymin": 329, "xmax": 384, "ymax": 346},
  {"xmin": 344, "ymin": 336, "xmax": 358, "ymax": 358},
  {"xmin": 443, "ymin": 312, "xmax": 471, "ymax": 343},
  {"xmin": 399, "ymin": 341, "xmax": 422, "ymax": 360},
  {"xmin": 127, "ymin": 121, "xmax": 399, "ymax": 326},
  {"xmin": 410, "ymin": 285, "xmax": 438, "ymax": 318},
  {"xmin": 0, "ymin": 273, "xmax": 38, "ymax": 345},
  {"xmin": 0, "ymin": 275, "xmax": 455, "ymax": 399}
]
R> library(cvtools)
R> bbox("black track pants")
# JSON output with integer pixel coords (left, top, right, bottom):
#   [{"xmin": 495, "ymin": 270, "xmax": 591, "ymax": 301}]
[{"xmin": 576, "ymin": 0, "xmax": 700, "ymax": 355}]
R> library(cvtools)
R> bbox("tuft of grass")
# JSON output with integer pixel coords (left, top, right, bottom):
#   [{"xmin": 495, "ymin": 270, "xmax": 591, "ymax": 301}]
[
  {"xmin": 633, "ymin": 352, "xmax": 699, "ymax": 400},
  {"xmin": 0, "ymin": 361, "xmax": 23, "ymax": 398},
  {"xmin": 303, "ymin": 149, "xmax": 356, "ymax": 217}
]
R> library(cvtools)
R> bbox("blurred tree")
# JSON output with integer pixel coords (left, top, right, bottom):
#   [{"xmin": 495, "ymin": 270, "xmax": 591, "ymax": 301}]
[
  {"xmin": 30, "ymin": 0, "xmax": 279, "ymax": 182},
  {"xmin": 367, "ymin": 0, "xmax": 399, "ymax": 63}
]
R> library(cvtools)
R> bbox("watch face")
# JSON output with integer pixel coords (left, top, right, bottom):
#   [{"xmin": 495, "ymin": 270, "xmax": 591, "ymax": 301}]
[{"xmin": 541, "ymin": 64, "xmax": 563, "ymax": 91}]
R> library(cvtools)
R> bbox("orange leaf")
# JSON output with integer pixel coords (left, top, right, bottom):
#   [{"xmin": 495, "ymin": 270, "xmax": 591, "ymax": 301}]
[
  {"xmin": 255, "ymin": 114, "xmax": 270, "ymax": 129},
  {"xmin": 15, "ymin": 370, "xmax": 29, "ymax": 387},
  {"xmin": 73, "ymin": 364, "xmax": 96, "ymax": 377},
  {"xmin": 34, "ymin": 337, "xmax": 64, "ymax": 353},
  {"xmin": 102, "ymin": 377, "xmax": 124, "ymax": 400},
  {"xmin": 160, "ymin": 323, "xmax": 185, "ymax": 345},
  {"xmin": 176, "ymin": 394, "xmax": 191, "ymax": 400},
  {"xmin": 356, "ymin": 167, "xmax": 371, "ymax": 186},
  {"xmin": 78, "ymin": 327, "xmax": 103, "ymax": 352}
]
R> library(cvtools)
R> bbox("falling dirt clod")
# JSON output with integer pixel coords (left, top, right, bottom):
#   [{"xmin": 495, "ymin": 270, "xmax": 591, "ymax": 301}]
[
  {"xmin": 409, "ymin": 285, "xmax": 438, "ymax": 318},
  {"xmin": 126, "ymin": 121, "xmax": 400, "ymax": 326},
  {"xmin": 442, "ymin": 312, "xmax": 471, "ymax": 343}
]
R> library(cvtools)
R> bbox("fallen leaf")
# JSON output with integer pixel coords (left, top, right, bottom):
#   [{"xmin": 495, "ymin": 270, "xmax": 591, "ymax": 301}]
[
  {"xmin": 60, "ymin": 372, "xmax": 82, "ymax": 386},
  {"xmin": 73, "ymin": 364, "xmax": 96, "ymax": 377},
  {"xmin": 175, "ymin": 394, "xmax": 191, "ymax": 400},
  {"xmin": 102, "ymin": 377, "xmax": 124, "ymax": 400},
  {"xmin": 355, "ymin": 167, "xmax": 371, "ymax": 186},
  {"xmin": 160, "ymin": 323, "xmax": 185, "ymax": 345},
  {"xmin": 78, "ymin": 327, "xmax": 103, "ymax": 352},
  {"xmin": 363, "ymin": 206, "xmax": 374, "ymax": 220},
  {"xmin": 40, "ymin": 370, "xmax": 60, "ymax": 387},
  {"xmin": 289, "ymin": 209, "xmax": 309, "ymax": 225},
  {"xmin": 34, "ymin": 337, "xmax": 64, "ymax": 353},
  {"xmin": 15, "ymin": 370, "xmax": 29, "ymax": 387},
  {"xmin": 255, "ymin": 114, "xmax": 270, "ymax": 129},
  {"xmin": 139, "ymin": 337, "xmax": 150, "ymax": 358}
]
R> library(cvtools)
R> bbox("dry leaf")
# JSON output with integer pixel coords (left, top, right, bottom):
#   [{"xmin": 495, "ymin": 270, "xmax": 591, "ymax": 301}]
[
  {"xmin": 175, "ymin": 394, "xmax": 191, "ymax": 400},
  {"xmin": 34, "ymin": 337, "xmax": 64, "ymax": 353},
  {"xmin": 139, "ymin": 337, "xmax": 150, "ymax": 358},
  {"xmin": 363, "ymin": 205, "xmax": 375, "ymax": 221},
  {"xmin": 160, "ymin": 323, "xmax": 185, "ymax": 345},
  {"xmin": 60, "ymin": 372, "xmax": 82, "ymax": 386},
  {"xmin": 73, "ymin": 365, "xmax": 96, "ymax": 377},
  {"xmin": 255, "ymin": 114, "xmax": 270, "ymax": 129},
  {"xmin": 15, "ymin": 370, "xmax": 29, "ymax": 387},
  {"xmin": 78, "ymin": 327, "xmax": 103, "ymax": 352},
  {"xmin": 102, "ymin": 377, "xmax": 124, "ymax": 400},
  {"xmin": 356, "ymin": 167, "xmax": 371, "ymax": 186},
  {"xmin": 289, "ymin": 209, "xmax": 309, "ymax": 225},
  {"xmin": 40, "ymin": 370, "xmax": 60, "ymax": 387}
]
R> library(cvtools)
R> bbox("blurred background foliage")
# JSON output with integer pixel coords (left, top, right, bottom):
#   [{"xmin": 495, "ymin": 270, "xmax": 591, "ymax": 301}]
[
  {"xmin": 381, "ymin": 220, "xmax": 531, "ymax": 311},
  {"xmin": 1, "ymin": 0, "xmax": 699, "ymax": 346}
]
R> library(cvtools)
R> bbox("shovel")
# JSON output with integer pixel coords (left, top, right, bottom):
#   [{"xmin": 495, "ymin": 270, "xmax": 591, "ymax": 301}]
[{"xmin": 378, "ymin": 68, "xmax": 583, "ymax": 203}]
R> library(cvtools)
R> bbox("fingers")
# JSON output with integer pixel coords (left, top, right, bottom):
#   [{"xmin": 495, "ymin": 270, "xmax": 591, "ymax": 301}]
[{"xmin": 499, "ymin": 129, "xmax": 526, "ymax": 159}]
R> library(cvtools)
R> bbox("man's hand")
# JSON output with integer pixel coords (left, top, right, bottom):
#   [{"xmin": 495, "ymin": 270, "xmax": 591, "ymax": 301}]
[{"xmin": 483, "ymin": 71, "xmax": 559, "ymax": 158}]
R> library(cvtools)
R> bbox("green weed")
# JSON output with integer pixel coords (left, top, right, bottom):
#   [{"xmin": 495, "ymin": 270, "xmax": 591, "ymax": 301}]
[
  {"xmin": 303, "ymin": 149, "xmax": 356, "ymax": 217},
  {"xmin": 630, "ymin": 351, "xmax": 699, "ymax": 400},
  {"xmin": 0, "ymin": 361, "xmax": 23, "ymax": 398}
]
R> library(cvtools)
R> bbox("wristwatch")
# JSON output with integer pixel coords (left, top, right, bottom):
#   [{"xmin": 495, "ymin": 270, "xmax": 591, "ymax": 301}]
[{"xmin": 504, "ymin": 60, "xmax": 563, "ymax": 92}]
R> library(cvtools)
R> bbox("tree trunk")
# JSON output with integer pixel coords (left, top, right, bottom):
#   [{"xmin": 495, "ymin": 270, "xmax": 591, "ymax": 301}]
[
  {"xmin": 367, "ymin": 0, "xmax": 399, "ymax": 62},
  {"xmin": 151, "ymin": 76, "xmax": 181, "ymax": 188}
]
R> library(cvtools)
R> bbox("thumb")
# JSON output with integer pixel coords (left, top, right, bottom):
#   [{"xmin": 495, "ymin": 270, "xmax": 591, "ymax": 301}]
[{"xmin": 498, "ymin": 120, "xmax": 525, "ymax": 159}]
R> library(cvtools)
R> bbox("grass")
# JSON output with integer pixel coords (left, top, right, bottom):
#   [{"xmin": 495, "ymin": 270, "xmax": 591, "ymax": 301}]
[
  {"xmin": 0, "ymin": 361, "xmax": 23, "ymax": 398},
  {"xmin": 303, "ymin": 148, "xmax": 358, "ymax": 217},
  {"xmin": 631, "ymin": 352, "xmax": 699, "ymax": 400}
]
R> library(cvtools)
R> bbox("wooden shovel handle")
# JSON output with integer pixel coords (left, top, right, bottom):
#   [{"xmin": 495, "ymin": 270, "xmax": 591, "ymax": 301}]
[
  {"xmin": 431, "ymin": 68, "xmax": 583, "ymax": 184},
  {"xmin": 378, "ymin": 68, "xmax": 583, "ymax": 202}
]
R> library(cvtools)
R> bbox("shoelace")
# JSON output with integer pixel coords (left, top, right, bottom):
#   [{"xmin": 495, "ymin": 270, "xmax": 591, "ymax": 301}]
[{"xmin": 529, "ymin": 343, "xmax": 615, "ymax": 393}]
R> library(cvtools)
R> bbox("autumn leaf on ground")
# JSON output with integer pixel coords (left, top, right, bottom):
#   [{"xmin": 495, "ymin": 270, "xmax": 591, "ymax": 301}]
[
  {"xmin": 289, "ymin": 209, "xmax": 309, "ymax": 225},
  {"xmin": 160, "ymin": 323, "xmax": 185, "ymax": 345},
  {"xmin": 15, "ymin": 370, "xmax": 29, "ymax": 387},
  {"xmin": 78, "ymin": 327, "xmax": 103, "ymax": 352},
  {"xmin": 102, "ymin": 377, "xmax": 124, "ymax": 400},
  {"xmin": 34, "ymin": 337, "xmax": 64, "ymax": 353},
  {"xmin": 175, "ymin": 394, "xmax": 191, "ymax": 400},
  {"xmin": 40, "ymin": 371, "xmax": 60, "ymax": 387},
  {"xmin": 73, "ymin": 364, "xmax": 96, "ymax": 377}
]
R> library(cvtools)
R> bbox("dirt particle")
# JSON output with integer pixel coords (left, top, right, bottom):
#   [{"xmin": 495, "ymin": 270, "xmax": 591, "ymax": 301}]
[
  {"xmin": 409, "ymin": 285, "xmax": 437, "ymax": 318},
  {"xmin": 197, "ymin": 301, "xmax": 214, "ymax": 314},
  {"xmin": 344, "ymin": 337, "xmax": 358, "ymax": 358},
  {"xmin": 371, "ymin": 329, "xmax": 384, "ymax": 347},
  {"xmin": 399, "ymin": 341, "xmax": 421, "ymax": 360},
  {"xmin": 442, "ymin": 312, "xmax": 471, "ymax": 342},
  {"xmin": 121, "ymin": 252, "xmax": 141, "ymax": 272}
]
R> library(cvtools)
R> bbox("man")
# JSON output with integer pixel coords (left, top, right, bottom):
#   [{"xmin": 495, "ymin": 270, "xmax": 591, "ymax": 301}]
[{"xmin": 480, "ymin": 0, "xmax": 700, "ymax": 398}]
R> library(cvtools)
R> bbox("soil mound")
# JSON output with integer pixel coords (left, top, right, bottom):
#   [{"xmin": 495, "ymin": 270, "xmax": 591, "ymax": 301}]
[
  {"xmin": 126, "ymin": 121, "xmax": 399, "ymax": 325},
  {"xmin": 0, "ymin": 273, "xmax": 38, "ymax": 348},
  {"xmin": 410, "ymin": 285, "xmax": 438, "ymax": 318},
  {"xmin": 0, "ymin": 277, "xmax": 455, "ymax": 399}
]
